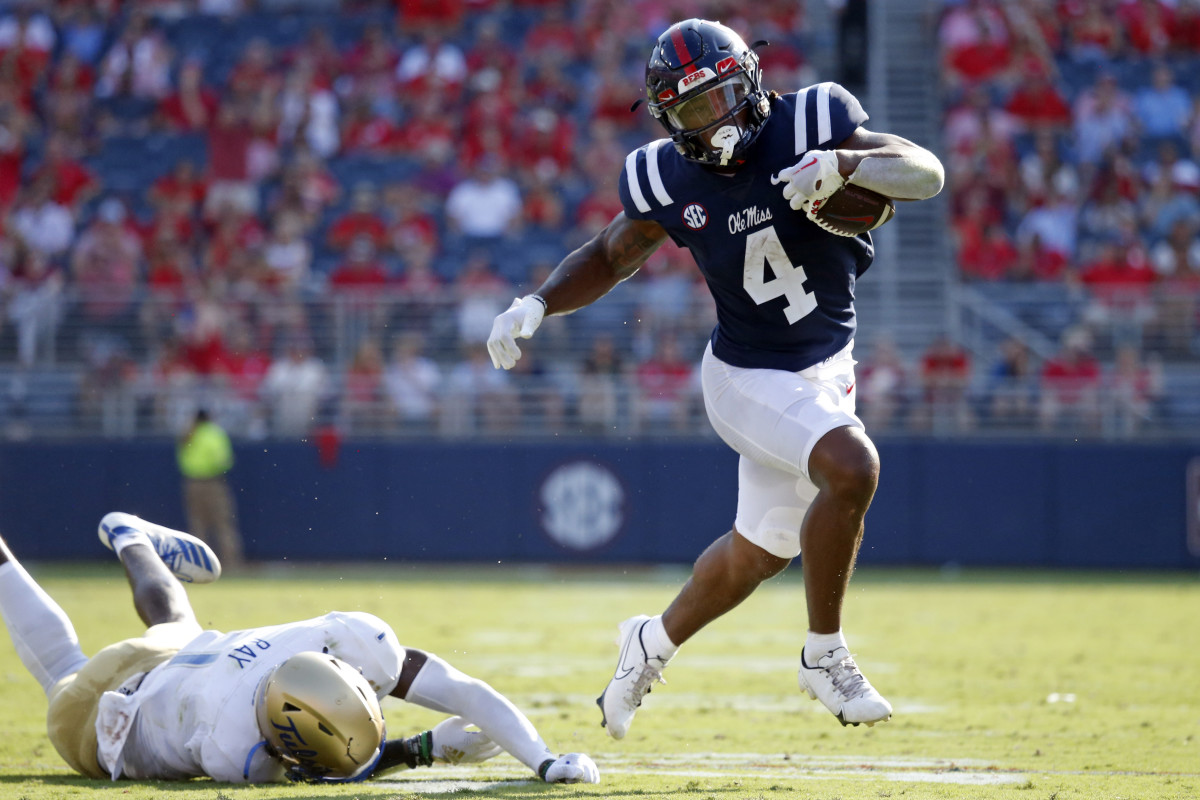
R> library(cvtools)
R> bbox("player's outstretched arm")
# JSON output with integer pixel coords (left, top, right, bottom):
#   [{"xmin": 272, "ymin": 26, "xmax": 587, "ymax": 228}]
[
  {"xmin": 388, "ymin": 650, "xmax": 600, "ymax": 783},
  {"xmin": 488, "ymin": 212, "xmax": 667, "ymax": 369},
  {"xmin": 538, "ymin": 212, "xmax": 668, "ymax": 315}
]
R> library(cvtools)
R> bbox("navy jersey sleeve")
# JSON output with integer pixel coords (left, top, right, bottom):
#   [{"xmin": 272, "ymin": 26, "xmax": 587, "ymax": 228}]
[
  {"xmin": 618, "ymin": 139, "xmax": 677, "ymax": 222},
  {"xmin": 791, "ymin": 82, "xmax": 869, "ymax": 155}
]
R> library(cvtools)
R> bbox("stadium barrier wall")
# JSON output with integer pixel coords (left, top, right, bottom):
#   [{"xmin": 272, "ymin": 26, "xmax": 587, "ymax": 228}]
[{"xmin": 1, "ymin": 439, "xmax": 1196, "ymax": 568}]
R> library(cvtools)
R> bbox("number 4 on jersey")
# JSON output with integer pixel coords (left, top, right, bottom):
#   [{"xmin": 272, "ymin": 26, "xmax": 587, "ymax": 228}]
[{"xmin": 742, "ymin": 225, "xmax": 817, "ymax": 324}]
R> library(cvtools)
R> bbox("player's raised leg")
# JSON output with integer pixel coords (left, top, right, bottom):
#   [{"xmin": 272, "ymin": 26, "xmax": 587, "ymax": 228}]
[
  {"xmin": 98, "ymin": 512, "xmax": 217, "ymax": 628},
  {"xmin": 796, "ymin": 425, "xmax": 891, "ymax": 726},
  {"xmin": 0, "ymin": 534, "xmax": 90, "ymax": 694},
  {"xmin": 99, "ymin": 511, "xmax": 221, "ymax": 585},
  {"xmin": 597, "ymin": 530, "xmax": 788, "ymax": 739}
]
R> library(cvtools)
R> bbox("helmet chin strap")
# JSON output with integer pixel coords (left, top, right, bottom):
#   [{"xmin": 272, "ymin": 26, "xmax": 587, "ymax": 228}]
[{"xmin": 711, "ymin": 125, "xmax": 740, "ymax": 166}]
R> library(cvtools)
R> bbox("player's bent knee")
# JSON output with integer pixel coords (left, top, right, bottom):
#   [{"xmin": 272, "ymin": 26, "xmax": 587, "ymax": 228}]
[{"xmin": 808, "ymin": 427, "xmax": 879, "ymax": 500}]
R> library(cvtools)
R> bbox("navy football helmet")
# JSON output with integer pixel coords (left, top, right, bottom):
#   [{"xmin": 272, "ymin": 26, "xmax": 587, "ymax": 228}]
[{"xmin": 645, "ymin": 19, "xmax": 771, "ymax": 168}]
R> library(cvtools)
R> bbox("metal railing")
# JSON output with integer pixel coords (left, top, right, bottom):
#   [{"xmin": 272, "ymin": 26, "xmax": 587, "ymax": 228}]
[{"xmin": 1, "ymin": 285, "xmax": 1197, "ymax": 441}]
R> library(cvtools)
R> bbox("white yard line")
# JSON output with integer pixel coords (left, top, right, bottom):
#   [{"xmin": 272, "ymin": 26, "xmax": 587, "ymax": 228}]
[
  {"xmin": 377, "ymin": 752, "xmax": 1200, "ymax": 792},
  {"xmin": 376, "ymin": 753, "xmax": 1025, "ymax": 790}
]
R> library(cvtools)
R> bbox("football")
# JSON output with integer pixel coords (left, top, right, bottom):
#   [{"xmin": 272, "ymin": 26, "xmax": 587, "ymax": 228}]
[{"xmin": 811, "ymin": 183, "xmax": 896, "ymax": 237}]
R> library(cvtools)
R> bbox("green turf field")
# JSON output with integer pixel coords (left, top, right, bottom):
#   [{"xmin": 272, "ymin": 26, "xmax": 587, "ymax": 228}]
[{"xmin": 1, "ymin": 562, "xmax": 1197, "ymax": 800}]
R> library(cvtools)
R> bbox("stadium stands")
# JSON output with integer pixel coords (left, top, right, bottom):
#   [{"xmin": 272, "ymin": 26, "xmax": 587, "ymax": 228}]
[
  {"xmin": 939, "ymin": 0, "xmax": 1200, "ymax": 437},
  {"xmin": 0, "ymin": 0, "xmax": 1196, "ymax": 440}
]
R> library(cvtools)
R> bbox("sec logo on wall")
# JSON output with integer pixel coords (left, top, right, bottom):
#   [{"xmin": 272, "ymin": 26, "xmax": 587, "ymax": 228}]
[{"xmin": 538, "ymin": 461, "xmax": 626, "ymax": 551}]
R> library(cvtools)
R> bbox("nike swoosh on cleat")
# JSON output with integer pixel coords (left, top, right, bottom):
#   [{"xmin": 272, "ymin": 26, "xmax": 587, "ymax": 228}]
[
  {"xmin": 846, "ymin": 382, "xmax": 855, "ymax": 395},
  {"xmin": 614, "ymin": 666, "xmax": 634, "ymax": 680}
]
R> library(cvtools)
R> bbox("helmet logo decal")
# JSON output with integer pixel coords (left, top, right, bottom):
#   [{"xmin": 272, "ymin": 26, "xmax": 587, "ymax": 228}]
[
  {"xmin": 657, "ymin": 89, "xmax": 677, "ymax": 103},
  {"xmin": 682, "ymin": 203, "xmax": 709, "ymax": 230},
  {"xmin": 716, "ymin": 56, "xmax": 739, "ymax": 75},
  {"xmin": 678, "ymin": 67, "xmax": 716, "ymax": 93},
  {"xmin": 270, "ymin": 715, "xmax": 331, "ymax": 777}
]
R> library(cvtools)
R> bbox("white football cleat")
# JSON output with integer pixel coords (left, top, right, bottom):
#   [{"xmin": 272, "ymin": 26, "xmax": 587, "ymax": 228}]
[
  {"xmin": 596, "ymin": 615, "xmax": 668, "ymax": 739},
  {"xmin": 798, "ymin": 646, "xmax": 892, "ymax": 727},
  {"xmin": 98, "ymin": 512, "xmax": 222, "ymax": 584}
]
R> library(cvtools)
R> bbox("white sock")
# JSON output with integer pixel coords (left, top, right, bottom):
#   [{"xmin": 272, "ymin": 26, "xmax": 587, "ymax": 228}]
[
  {"xmin": 109, "ymin": 530, "xmax": 153, "ymax": 556},
  {"xmin": 804, "ymin": 630, "xmax": 848, "ymax": 667},
  {"xmin": 0, "ymin": 561, "xmax": 89, "ymax": 694},
  {"xmin": 641, "ymin": 615, "xmax": 678, "ymax": 664}
]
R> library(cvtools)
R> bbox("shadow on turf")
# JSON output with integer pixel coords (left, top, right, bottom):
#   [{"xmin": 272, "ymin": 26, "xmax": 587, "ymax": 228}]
[
  {"xmin": 0, "ymin": 777, "xmax": 230, "ymax": 792},
  {"xmin": 0, "ymin": 775, "xmax": 732, "ymax": 798}
]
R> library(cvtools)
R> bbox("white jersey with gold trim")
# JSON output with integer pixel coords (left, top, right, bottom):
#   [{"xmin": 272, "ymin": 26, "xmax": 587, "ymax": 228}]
[{"xmin": 103, "ymin": 611, "xmax": 403, "ymax": 783}]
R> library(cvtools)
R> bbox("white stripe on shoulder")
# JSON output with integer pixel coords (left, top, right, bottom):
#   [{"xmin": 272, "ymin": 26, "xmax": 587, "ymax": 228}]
[
  {"xmin": 794, "ymin": 87, "xmax": 811, "ymax": 155},
  {"xmin": 816, "ymin": 82, "xmax": 832, "ymax": 145},
  {"xmin": 624, "ymin": 148, "xmax": 651, "ymax": 213},
  {"xmin": 645, "ymin": 139, "xmax": 674, "ymax": 207}
]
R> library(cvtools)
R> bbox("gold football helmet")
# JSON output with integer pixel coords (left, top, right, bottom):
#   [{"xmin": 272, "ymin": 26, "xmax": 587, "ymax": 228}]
[{"xmin": 254, "ymin": 651, "xmax": 386, "ymax": 782}]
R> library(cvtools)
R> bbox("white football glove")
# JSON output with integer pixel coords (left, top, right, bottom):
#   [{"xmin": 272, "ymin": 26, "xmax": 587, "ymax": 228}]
[
  {"xmin": 542, "ymin": 752, "xmax": 600, "ymax": 784},
  {"xmin": 779, "ymin": 149, "xmax": 845, "ymax": 214},
  {"xmin": 487, "ymin": 295, "xmax": 546, "ymax": 370},
  {"xmin": 430, "ymin": 717, "xmax": 503, "ymax": 764}
]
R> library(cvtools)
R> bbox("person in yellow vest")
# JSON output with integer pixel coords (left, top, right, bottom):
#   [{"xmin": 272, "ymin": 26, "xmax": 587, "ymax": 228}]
[{"xmin": 177, "ymin": 409, "xmax": 243, "ymax": 571}]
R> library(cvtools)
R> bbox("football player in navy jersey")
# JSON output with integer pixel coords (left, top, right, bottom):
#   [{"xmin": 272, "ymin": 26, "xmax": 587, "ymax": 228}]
[{"xmin": 488, "ymin": 19, "xmax": 943, "ymax": 736}]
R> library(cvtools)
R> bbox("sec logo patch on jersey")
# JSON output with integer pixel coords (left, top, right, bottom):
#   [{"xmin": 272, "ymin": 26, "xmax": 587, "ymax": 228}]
[{"xmin": 682, "ymin": 202, "xmax": 708, "ymax": 230}]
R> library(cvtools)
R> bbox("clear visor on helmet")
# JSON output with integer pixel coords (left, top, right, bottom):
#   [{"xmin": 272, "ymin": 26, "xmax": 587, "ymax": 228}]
[{"xmin": 665, "ymin": 73, "xmax": 751, "ymax": 132}]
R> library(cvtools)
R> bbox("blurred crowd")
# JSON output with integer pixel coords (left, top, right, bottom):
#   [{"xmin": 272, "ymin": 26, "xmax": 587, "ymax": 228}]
[
  {"xmin": 1, "ymin": 0, "xmax": 1196, "ymax": 441},
  {"xmin": 852, "ymin": 326, "xmax": 1164, "ymax": 438},
  {"xmin": 940, "ymin": 1, "xmax": 1200, "ymax": 348},
  {"xmin": 0, "ymin": 0, "xmax": 809, "ymax": 438}
]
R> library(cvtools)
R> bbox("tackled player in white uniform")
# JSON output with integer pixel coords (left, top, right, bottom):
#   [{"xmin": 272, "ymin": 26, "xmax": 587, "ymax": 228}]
[{"xmin": 0, "ymin": 512, "xmax": 599, "ymax": 785}]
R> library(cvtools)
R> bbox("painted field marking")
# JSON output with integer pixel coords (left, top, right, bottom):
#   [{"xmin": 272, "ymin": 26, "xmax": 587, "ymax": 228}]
[{"xmin": 377, "ymin": 752, "xmax": 1200, "ymax": 793}]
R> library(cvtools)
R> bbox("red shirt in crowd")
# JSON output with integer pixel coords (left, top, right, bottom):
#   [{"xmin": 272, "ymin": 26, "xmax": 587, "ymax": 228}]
[
  {"xmin": 327, "ymin": 212, "xmax": 388, "ymax": 251},
  {"xmin": 389, "ymin": 212, "xmax": 439, "ymax": 254},
  {"xmin": 159, "ymin": 87, "xmax": 220, "ymax": 131},
  {"xmin": 341, "ymin": 115, "xmax": 402, "ymax": 154},
  {"xmin": 328, "ymin": 259, "xmax": 391, "ymax": 290},
  {"xmin": 960, "ymin": 230, "xmax": 1019, "ymax": 281},
  {"xmin": 208, "ymin": 117, "xmax": 253, "ymax": 181},
  {"xmin": 1005, "ymin": 79, "xmax": 1072, "ymax": 127},
  {"xmin": 218, "ymin": 347, "xmax": 271, "ymax": 399},
  {"xmin": 1041, "ymin": 353, "xmax": 1101, "ymax": 404},
  {"xmin": 0, "ymin": 143, "xmax": 23, "ymax": 211},
  {"xmin": 151, "ymin": 171, "xmax": 209, "ymax": 212},
  {"xmin": 635, "ymin": 359, "xmax": 692, "ymax": 402},
  {"xmin": 920, "ymin": 341, "xmax": 970, "ymax": 400},
  {"xmin": 34, "ymin": 157, "xmax": 96, "ymax": 207},
  {"xmin": 1080, "ymin": 253, "xmax": 1157, "ymax": 302},
  {"xmin": 397, "ymin": 0, "xmax": 463, "ymax": 29},
  {"xmin": 1118, "ymin": 0, "xmax": 1175, "ymax": 55}
]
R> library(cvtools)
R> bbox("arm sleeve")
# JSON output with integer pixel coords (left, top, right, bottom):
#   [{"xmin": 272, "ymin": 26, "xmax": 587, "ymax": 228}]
[
  {"xmin": 402, "ymin": 654, "xmax": 554, "ymax": 772},
  {"xmin": 829, "ymin": 82, "xmax": 869, "ymax": 137},
  {"xmin": 790, "ymin": 82, "xmax": 869, "ymax": 154}
]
